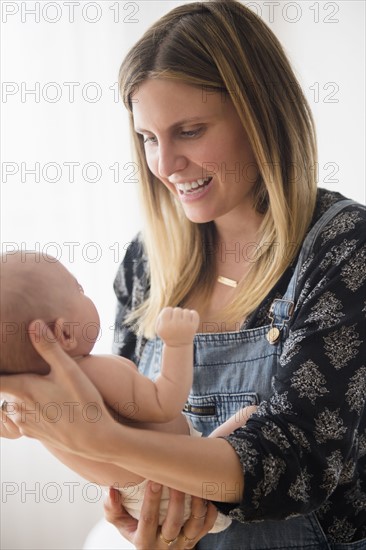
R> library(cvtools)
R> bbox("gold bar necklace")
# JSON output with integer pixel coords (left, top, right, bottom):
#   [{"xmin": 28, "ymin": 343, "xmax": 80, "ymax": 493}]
[{"xmin": 217, "ymin": 275, "xmax": 238, "ymax": 288}]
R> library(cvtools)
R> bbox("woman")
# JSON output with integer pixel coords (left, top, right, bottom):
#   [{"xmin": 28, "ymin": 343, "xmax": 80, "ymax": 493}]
[{"xmin": 1, "ymin": 1, "xmax": 365, "ymax": 549}]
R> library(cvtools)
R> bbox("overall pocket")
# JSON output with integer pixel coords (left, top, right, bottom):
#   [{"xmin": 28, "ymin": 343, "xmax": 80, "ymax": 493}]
[{"xmin": 184, "ymin": 392, "xmax": 259, "ymax": 436}]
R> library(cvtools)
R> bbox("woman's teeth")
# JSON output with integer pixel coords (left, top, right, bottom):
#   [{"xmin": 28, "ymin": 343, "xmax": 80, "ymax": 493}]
[{"xmin": 176, "ymin": 177, "xmax": 212, "ymax": 194}]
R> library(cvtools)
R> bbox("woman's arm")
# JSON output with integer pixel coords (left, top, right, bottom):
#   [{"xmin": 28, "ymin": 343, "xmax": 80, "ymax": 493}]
[
  {"xmin": 214, "ymin": 205, "xmax": 366, "ymax": 523},
  {"xmin": 42, "ymin": 441, "xmax": 144, "ymax": 488},
  {"xmin": 102, "ymin": 423, "xmax": 244, "ymax": 502},
  {"xmin": 0, "ymin": 321, "xmax": 243, "ymax": 503},
  {"xmin": 38, "ymin": 414, "xmax": 191, "ymax": 488}
]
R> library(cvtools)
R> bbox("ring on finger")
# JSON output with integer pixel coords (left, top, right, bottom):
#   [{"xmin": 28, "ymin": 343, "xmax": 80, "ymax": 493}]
[
  {"xmin": 159, "ymin": 532, "xmax": 179, "ymax": 546},
  {"xmin": 191, "ymin": 512, "xmax": 206, "ymax": 520},
  {"xmin": 182, "ymin": 532, "xmax": 196, "ymax": 543},
  {"xmin": 0, "ymin": 399, "xmax": 8, "ymax": 413}
]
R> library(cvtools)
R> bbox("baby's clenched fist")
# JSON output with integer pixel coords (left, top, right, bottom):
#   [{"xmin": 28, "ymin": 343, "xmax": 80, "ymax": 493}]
[{"xmin": 155, "ymin": 307, "xmax": 199, "ymax": 347}]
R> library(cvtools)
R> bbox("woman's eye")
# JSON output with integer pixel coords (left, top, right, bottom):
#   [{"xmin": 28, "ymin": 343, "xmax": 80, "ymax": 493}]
[
  {"xmin": 181, "ymin": 128, "xmax": 202, "ymax": 138},
  {"xmin": 143, "ymin": 136, "xmax": 157, "ymax": 144},
  {"xmin": 142, "ymin": 128, "xmax": 202, "ymax": 144},
  {"xmin": 78, "ymin": 284, "xmax": 84, "ymax": 293}
]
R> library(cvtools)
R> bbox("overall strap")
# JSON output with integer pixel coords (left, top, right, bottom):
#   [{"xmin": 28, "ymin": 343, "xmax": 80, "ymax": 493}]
[{"xmin": 267, "ymin": 199, "xmax": 358, "ymax": 344}]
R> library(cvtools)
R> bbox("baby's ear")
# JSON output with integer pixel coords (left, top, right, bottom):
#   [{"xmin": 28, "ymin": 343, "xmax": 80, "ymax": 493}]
[{"xmin": 53, "ymin": 318, "xmax": 78, "ymax": 351}]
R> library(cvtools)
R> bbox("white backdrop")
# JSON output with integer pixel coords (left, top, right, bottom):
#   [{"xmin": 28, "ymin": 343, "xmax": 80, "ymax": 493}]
[{"xmin": 1, "ymin": 1, "xmax": 365, "ymax": 549}]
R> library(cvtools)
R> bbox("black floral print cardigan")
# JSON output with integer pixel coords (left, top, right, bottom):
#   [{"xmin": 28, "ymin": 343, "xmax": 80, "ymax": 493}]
[{"xmin": 112, "ymin": 188, "xmax": 366, "ymax": 544}]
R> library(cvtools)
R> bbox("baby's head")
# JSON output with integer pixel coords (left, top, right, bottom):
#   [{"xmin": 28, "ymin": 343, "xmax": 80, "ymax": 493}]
[{"xmin": 0, "ymin": 251, "xmax": 100, "ymax": 375}]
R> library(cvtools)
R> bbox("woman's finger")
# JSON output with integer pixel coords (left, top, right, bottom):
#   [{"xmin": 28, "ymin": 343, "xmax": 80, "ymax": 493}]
[
  {"xmin": 160, "ymin": 488, "xmax": 185, "ymax": 545},
  {"xmin": 0, "ymin": 372, "xmax": 36, "ymax": 398},
  {"xmin": 190, "ymin": 495, "xmax": 208, "ymax": 522},
  {"xmin": 28, "ymin": 320, "xmax": 80, "ymax": 377},
  {"xmin": 134, "ymin": 481, "xmax": 163, "ymax": 548},
  {"xmin": 181, "ymin": 497, "xmax": 217, "ymax": 548},
  {"xmin": 201, "ymin": 502, "xmax": 219, "ymax": 535},
  {"xmin": 0, "ymin": 320, "xmax": 78, "ymax": 397},
  {"xmin": 104, "ymin": 487, "xmax": 138, "ymax": 537},
  {"xmin": 180, "ymin": 495, "xmax": 207, "ymax": 545},
  {"xmin": 0, "ymin": 406, "xmax": 22, "ymax": 439}
]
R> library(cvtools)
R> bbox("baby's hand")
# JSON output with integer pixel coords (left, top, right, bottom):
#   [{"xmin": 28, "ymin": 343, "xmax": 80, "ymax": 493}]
[
  {"xmin": 155, "ymin": 307, "xmax": 199, "ymax": 347},
  {"xmin": 209, "ymin": 405, "xmax": 258, "ymax": 438}
]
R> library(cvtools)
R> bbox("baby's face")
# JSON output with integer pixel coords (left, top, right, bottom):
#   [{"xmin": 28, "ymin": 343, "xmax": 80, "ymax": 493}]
[
  {"xmin": 46, "ymin": 260, "xmax": 100, "ymax": 356},
  {"xmin": 66, "ymin": 276, "xmax": 100, "ymax": 357}
]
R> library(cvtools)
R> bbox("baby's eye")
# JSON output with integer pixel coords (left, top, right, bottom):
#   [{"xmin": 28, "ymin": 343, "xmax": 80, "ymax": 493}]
[{"xmin": 78, "ymin": 283, "xmax": 84, "ymax": 293}]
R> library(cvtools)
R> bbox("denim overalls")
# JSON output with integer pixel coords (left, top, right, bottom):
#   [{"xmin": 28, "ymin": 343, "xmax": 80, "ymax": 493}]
[{"xmin": 138, "ymin": 199, "xmax": 365, "ymax": 550}]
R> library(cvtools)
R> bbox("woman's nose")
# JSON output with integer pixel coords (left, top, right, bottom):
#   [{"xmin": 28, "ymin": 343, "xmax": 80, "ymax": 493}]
[{"xmin": 157, "ymin": 141, "xmax": 188, "ymax": 180}]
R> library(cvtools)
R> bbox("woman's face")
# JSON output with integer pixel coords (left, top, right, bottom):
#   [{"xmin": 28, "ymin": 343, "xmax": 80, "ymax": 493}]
[{"xmin": 132, "ymin": 79, "xmax": 259, "ymax": 225}]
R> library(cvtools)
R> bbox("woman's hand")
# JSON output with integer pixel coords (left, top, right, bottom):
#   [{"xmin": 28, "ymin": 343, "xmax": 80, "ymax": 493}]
[
  {"xmin": 0, "ymin": 320, "xmax": 112, "ymax": 457},
  {"xmin": 0, "ymin": 399, "xmax": 22, "ymax": 439},
  {"xmin": 104, "ymin": 483, "xmax": 218, "ymax": 549}
]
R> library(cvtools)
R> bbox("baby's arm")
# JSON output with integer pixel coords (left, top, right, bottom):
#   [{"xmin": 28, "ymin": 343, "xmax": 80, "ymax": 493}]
[
  {"xmin": 78, "ymin": 308, "xmax": 199, "ymax": 424},
  {"xmin": 151, "ymin": 307, "xmax": 199, "ymax": 420},
  {"xmin": 77, "ymin": 354, "xmax": 141, "ymax": 422},
  {"xmin": 209, "ymin": 405, "xmax": 258, "ymax": 438}
]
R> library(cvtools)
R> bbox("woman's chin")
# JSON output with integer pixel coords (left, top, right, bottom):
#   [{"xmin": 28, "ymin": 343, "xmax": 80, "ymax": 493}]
[{"xmin": 181, "ymin": 207, "xmax": 216, "ymax": 225}]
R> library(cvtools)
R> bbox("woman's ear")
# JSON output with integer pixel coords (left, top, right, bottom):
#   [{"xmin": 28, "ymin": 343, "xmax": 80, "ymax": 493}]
[{"xmin": 53, "ymin": 318, "xmax": 78, "ymax": 351}]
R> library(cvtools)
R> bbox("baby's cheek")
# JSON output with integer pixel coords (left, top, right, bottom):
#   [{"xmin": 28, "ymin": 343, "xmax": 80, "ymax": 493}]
[{"xmin": 80, "ymin": 323, "xmax": 100, "ymax": 354}]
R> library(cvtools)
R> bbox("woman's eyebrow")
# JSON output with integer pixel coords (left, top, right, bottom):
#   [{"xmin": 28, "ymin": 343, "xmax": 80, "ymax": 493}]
[{"xmin": 134, "ymin": 116, "xmax": 210, "ymax": 134}]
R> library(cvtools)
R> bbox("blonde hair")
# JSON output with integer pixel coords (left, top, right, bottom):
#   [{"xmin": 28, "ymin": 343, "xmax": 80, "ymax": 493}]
[{"xmin": 119, "ymin": 0, "xmax": 317, "ymax": 337}]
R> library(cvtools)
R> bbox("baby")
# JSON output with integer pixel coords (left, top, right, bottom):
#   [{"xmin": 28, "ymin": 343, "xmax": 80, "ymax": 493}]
[{"xmin": 0, "ymin": 251, "xmax": 256, "ymax": 531}]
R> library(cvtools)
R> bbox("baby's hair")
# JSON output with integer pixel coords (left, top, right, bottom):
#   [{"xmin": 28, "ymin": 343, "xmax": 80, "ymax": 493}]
[{"xmin": 0, "ymin": 252, "xmax": 72, "ymax": 375}]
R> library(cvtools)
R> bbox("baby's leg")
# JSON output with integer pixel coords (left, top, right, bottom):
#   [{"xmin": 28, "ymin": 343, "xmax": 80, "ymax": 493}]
[{"xmin": 209, "ymin": 405, "xmax": 258, "ymax": 438}]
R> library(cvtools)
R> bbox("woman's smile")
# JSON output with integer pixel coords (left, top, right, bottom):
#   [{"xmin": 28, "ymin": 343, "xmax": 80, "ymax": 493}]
[{"xmin": 175, "ymin": 176, "xmax": 213, "ymax": 201}]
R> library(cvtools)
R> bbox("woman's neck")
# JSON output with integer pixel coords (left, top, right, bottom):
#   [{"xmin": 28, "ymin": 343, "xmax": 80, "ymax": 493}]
[
  {"xmin": 213, "ymin": 203, "xmax": 264, "ymax": 245},
  {"xmin": 213, "ymin": 206, "xmax": 264, "ymax": 275}
]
